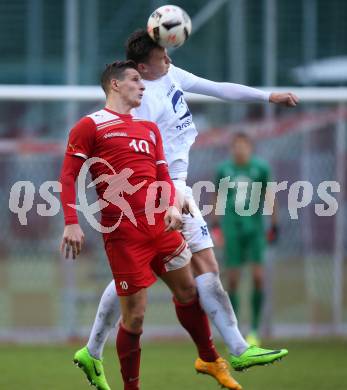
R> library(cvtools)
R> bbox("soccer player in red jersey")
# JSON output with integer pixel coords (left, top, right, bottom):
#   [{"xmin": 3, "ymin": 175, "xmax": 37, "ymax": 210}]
[{"xmin": 60, "ymin": 61, "xmax": 242, "ymax": 390}]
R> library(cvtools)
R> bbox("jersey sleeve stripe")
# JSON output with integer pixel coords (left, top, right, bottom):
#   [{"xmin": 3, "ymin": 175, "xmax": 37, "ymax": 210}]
[{"xmin": 156, "ymin": 160, "xmax": 167, "ymax": 165}]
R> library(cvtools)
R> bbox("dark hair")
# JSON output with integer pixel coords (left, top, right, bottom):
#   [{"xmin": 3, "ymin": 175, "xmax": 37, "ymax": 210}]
[
  {"xmin": 100, "ymin": 60, "xmax": 138, "ymax": 94},
  {"xmin": 231, "ymin": 131, "xmax": 253, "ymax": 145},
  {"xmin": 125, "ymin": 29, "xmax": 161, "ymax": 64}
]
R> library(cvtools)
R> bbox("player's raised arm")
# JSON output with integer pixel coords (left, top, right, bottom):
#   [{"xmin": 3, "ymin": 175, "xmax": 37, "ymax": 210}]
[
  {"xmin": 60, "ymin": 117, "xmax": 96, "ymax": 259},
  {"xmin": 171, "ymin": 65, "xmax": 299, "ymax": 107}
]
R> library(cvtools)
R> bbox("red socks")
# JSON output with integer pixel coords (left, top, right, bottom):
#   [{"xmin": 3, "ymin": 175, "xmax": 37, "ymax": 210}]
[
  {"xmin": 116, "ymin": 298, "xmax": 218, "ymax": 390},
  {"xmin": 116, "ymin": 324, "xmax": 142, "ymax": 390},
  {"xmin": 174, "ymin": 296, "xmax": 219, "ymax": 362}
]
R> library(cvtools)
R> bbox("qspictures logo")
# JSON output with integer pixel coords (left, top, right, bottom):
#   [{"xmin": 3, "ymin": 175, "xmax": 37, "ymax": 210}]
[{"xmin": 8, "ymin": 157, "xmax": 340, "ymax": 233}]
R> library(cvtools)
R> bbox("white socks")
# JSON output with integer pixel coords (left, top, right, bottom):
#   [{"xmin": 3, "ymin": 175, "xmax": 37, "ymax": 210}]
[
  {"xmin": 86, "ymin": 280, "xmax": 120, "ymax": 359},
  {"xmin": 195, "ymin": 272, "xmax": 249, "ymax": 356}
]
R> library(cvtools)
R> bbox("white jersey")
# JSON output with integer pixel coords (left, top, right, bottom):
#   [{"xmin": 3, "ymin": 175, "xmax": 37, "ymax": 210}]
[
  {"xmin": 132, "ymin": 64, "xmax": 270, "ymax": 179},
  {"xmin": 132, "ymin": 65, "xmax": 197, "ymax": 179}
]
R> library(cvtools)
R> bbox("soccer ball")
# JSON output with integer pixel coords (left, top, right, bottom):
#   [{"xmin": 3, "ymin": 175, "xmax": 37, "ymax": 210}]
[{"xmin": 147, "ymin": 5, "xmax": 192, "ymax": 48}]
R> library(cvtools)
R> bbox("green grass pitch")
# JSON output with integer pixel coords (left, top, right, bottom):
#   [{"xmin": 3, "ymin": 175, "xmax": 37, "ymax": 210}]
[{"xmin": 1, "ymin": 339, "xmax": 346, "ymax": 389}]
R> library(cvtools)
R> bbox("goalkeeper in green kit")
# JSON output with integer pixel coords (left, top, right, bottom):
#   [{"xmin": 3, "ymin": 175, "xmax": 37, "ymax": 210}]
[{"xmin": 214, "ymin": 132, "xmax": 278, "ymax": 347}]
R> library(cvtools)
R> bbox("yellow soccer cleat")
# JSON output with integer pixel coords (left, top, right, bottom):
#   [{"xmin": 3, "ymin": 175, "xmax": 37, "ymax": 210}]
[{"xmin": 195, "ymin": 357, "xmax": 242, "ymax": 390}]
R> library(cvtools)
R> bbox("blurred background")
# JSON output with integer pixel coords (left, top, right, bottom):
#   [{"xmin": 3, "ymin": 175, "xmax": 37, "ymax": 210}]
[{"xmin": 0, "ymin": 1, "xmax": 347, "ymax": 387}]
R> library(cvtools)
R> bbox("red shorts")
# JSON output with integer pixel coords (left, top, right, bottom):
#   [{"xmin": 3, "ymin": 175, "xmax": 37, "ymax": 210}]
[{"xmin": 102, "ymin": 213, "xmax": 191, "ymax": 296}]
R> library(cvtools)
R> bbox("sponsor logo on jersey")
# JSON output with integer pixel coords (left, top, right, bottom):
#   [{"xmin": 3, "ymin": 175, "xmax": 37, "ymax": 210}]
[
  {"xmin": 104, "ymin": 132, "xmax": 128, "ymax": 139},
  {"xmin": 171, "ymin": 89, "xmax": 191, "ymax": 122},
  {"xmin": 176, "ymin": 117, "xmax": 192, "ymax": 131}
]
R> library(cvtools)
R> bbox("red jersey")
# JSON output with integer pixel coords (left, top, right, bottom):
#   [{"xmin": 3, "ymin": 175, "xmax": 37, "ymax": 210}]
[{"xmin": 60, "ymin": 108, "xmax": 175, "ymax": 224}]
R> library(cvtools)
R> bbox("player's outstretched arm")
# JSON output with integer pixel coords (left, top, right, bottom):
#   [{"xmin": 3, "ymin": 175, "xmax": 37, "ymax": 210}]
[{"xmin": 172, "ymin": 65, "xmax": 299, "ymax": 106}]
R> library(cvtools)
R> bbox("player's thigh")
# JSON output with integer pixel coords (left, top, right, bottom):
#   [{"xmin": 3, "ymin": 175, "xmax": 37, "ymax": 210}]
[
  {"xmin": 103, "ymin": 222, "xmax": 157, "ymax": 296},
  {"xmin": 181, "ymin": 186, "xmax": 214, "ymax": 254},
  {"xmin": 160, "ymin": 263, "xmax": 197, "ymax": 303},
  {"xmin": 152, "ymin": 224, "xmax": 191, "ymax": 275},
  {"xmin": 119, "ymin": 288, "xmax": 147, "ymax": 332},
  {"xmin": 250, "ymin": 263, "xmax": 264, "ymax": 288},
  {"xmin": 222, "ymin": 228, "xmax": 244, "ymax": 289},
  {"xmin": 227, "ymin": 267, "xmax": 242, "ymax": 291},
  {"xmin": 249, "ymin": 234, "xmax": 266, "ymax": 287},
  {"xmin": 248, "ymin": 233, "xmax": 266, "ymax": 265},
  {"xmin": 152, "ymin": 226, "xmax": 193, "ymax": 302},
  {"xmin": 190, "ymin": 247, "xmax": 219, "ymax": 276}
]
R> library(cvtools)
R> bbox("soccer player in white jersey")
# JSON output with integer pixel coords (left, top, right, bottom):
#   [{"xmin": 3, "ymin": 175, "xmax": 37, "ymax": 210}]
[{"xmin": 74, "ymin": 30, "xmax": 298, "ymax": 390}]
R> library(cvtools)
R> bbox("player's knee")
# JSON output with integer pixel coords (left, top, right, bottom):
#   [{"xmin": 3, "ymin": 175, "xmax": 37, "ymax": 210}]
[
  {"xmin": 173, "ymin": 282, "xmax": 197, "ymax": 304},
  {"xmin": 122, "ymin": 305, "xmax": 145, "ymax": 333},
  {"xmin": 228, "ymin": 270, "xmax": 240, "ymax": 291},
  {"xmin": 229, "ymin": 279, "xmax": 238, "ymax": 292},
  {"xmin": 252, "ymin": 266, "xmax": 264, "ymax": 289},
  {"xmin": 123, "ymin": 311, "xmax": 145, "ymax": 333},
  {"xmin": 253, "ymin": 276, "xmax": 264, "ymax": 290}
]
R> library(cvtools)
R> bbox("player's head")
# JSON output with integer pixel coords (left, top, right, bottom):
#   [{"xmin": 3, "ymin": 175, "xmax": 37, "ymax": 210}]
[
  {"xmin": 125, "ymin": 29, "xmax": 171, "ymax": 80},
  {"xmin": 230, "ymin": 132, "xmax": 253, "ymax": 164},
  {"xmin": 101, "ymin": 60, "xmax": 145, "ymax": 108}
]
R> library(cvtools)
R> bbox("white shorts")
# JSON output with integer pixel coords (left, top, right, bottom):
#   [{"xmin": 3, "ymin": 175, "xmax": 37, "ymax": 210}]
[{"xmin": 181, "ymin": 186, "xmax": 214, "ymax": 254}]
